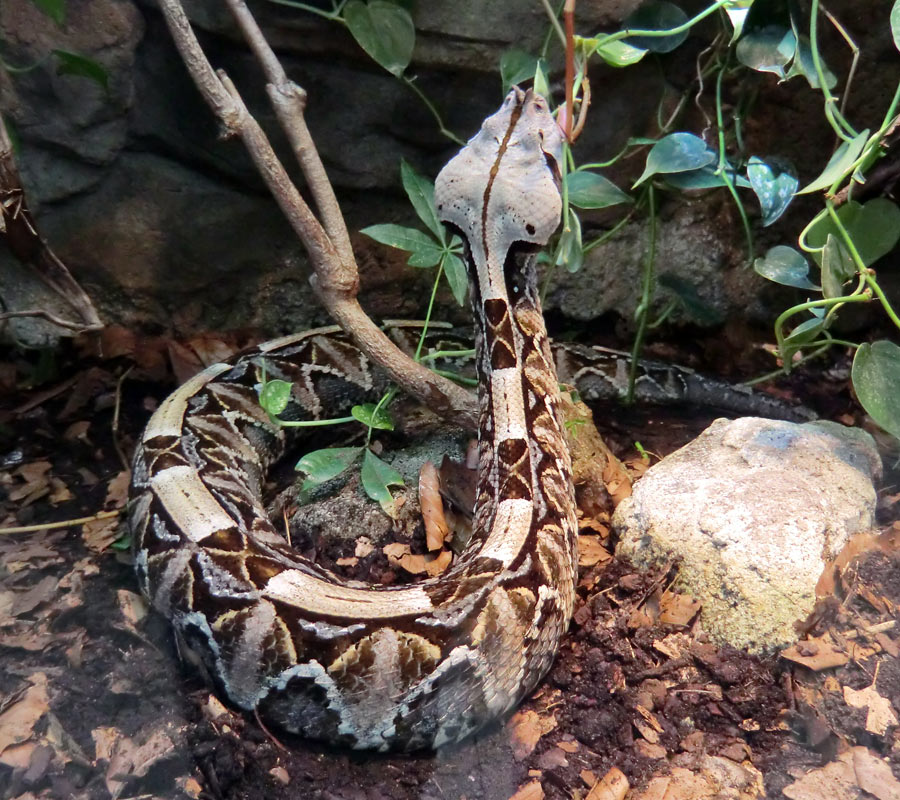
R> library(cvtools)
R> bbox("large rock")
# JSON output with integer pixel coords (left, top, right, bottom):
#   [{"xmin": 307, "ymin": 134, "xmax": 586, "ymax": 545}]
[{"xmin": 613, "ymin": 417, "xmax": 882, "ymax": 652}]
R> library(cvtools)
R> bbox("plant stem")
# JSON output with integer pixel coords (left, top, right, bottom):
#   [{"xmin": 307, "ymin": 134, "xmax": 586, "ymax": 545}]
[
  {"xmin": 714, "ymin": 66, "xmax": 753, "ymax": 263},
  {"xmin": 627, "ymin": 184, "xmax": 657, "ymax": 403},
  {"xmin": 402, "ymin": 77, "xmax": 465, "ymax": 145}
]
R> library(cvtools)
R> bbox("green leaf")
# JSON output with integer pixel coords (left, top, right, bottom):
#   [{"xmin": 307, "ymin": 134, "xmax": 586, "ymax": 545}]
[
  {"xmin": 658, "ymin": 274, "xmax": 724, "ymax": 325},
  {"xmin": 555, "ymin": 212, "xmax": 583, "ymax": 274},
  {"xmin": 585, "ymin": 38, "xmax": 647, "ymax": 67},
  {"xmin": 361, "ymin": 449, "xmax": 405, "ymax": 511},
  {"xmin": 786, "ymin": 34, "xmax": 837, "ymax": 89},
  {"xmin": 724, "ymin": 3, "xmax": 751, "ymax": 41},
  {"xmin": 746, "ymin": 156, "xmax": 798, "ymax": 226},
  {"xmin": 623, "ymin": 0, "xmax": 689, "ymax": 53},
  {"xmin": 662, "ymin": 165, "xmax": 749, "ymax": 190},
  {"xmin": 258, "ymin": 379, "xmax": 292, "ymax": 416},
  {"xmin": 566, "ymin": 171, "xmax": 631, "ymax": 209},
  {"xmin": 296, "ymin": 447, "xmax": 362, "ymax": 490},
  {"xmin": 852, "ymin": 341, "xmax": 900, "ymax": 440},
  {"xmin": 28, "ymin": 0, "xmax": 65, "ymax": 25},
  {"xmin": 735, "ymin": 26, "xmax": 796, "ymax": 77},
  {"xmin": 753, "ymin": 245, "xmax": 818, "ymax": 290},
  {"xmin": 533, "ymin": 58, "xmax": 551, "ymax": 98},
  {"xmin": 344, "ymin": 0, "xmax": 415, "ymax": 77},
  {"xmin": 806, "ymin": 198, "xmax": 900, "ymax": 267},
  {"xmin": 360, "ymin": 223, "xmax": 444, "ymax": 267},
  {"xmin": 820, "ymin": 234, "xmax": 855, "ymax": 299},
  {"xmin": 351, "ymin": 402, "xmax": 394, "ymax": 430},
  {"xmin": 634, "ymin": 132, "xmax": 716, "ymax": 186},
  {"xmin": 892, "ymin": 0, "xmax": 900, "ymax": 52},
  {"xmin": 796, "ymin": 129, "xmax": 869, "ymax": 195},
  {"xmin": 52, "ymin": 50, "xmax": 109, "ymax": 90},
  {"xmin": 441, "ymin": 249, "xmax": 468, "ymax": 306},
  {"xmin": 782, "ymin": 316, "xmax": 825, "ymax": 362},
  {"xmin": 400, "ymin": 160, "xmax": 443, "ymax": 240},
  {"xmin": 500, "ymin": 49, "xmax": 538, "ymax": 92}
]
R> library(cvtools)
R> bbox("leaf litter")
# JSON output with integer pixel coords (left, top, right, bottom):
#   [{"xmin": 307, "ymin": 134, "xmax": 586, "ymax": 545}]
[{"xmin": 0, "ymin": 338, "xmax": 897, "ymax": 799}]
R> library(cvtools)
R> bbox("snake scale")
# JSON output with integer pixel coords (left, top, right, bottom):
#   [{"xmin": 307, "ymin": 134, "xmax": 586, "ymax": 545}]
[{"xmin": 129, "ymin": 89, "xmax": 805, "ymax": 752}]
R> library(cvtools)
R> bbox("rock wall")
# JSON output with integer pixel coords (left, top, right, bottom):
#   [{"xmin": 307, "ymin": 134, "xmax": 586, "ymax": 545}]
[{"xmin": 0, "ymin": 0, "xmax": 893, "ymax": 345}]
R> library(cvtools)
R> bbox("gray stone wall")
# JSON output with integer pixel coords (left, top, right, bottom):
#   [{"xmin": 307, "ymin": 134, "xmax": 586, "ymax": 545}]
[{"xmin": 0, "ymin": 0, "xmax": 892, "ymax": 345}]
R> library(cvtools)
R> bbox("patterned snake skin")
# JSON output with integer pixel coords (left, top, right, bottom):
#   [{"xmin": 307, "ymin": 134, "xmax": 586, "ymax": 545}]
[{"xmin": 129, "ymin": 89, "xmax": 807, "ymax": 752}]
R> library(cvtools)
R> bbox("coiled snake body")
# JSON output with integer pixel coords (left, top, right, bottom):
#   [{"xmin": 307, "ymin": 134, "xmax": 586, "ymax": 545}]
[{"xmin": 130, "ymin": 90, "xmax": 801, "ymax": 751}]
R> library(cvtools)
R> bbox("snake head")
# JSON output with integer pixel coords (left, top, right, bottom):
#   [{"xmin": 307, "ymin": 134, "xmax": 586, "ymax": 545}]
[{"xmin": 435, "ymin": 88, "xmax": 564, "ymax": 270}]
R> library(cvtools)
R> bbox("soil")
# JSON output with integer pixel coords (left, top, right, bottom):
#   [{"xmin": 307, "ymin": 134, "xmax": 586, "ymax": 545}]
[{"xmin": 0, "ymin": 333, "xmax": 898, "ymax": 800}]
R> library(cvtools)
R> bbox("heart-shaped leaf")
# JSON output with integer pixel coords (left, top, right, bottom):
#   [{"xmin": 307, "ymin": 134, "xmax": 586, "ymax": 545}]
[
  {"xmin": 623, "ymin": 0, "xmax": 689, "ymax": 53},
  {"xmin": 806, "ymin": 198, "xmax": 900, "ymax": 267},
  {"xmin": 852, "ymin": 340, "xmax": 900, "ymax": 440},
  {"xmin": 746, "ymin": 156, "xmax": 798, "ymax": 226},
  {"xmin": 736, "ymin": 26, "xmax": 796, "ymax": 77},
  {"xmin": 634, "ymin": 132, "xmax": 716, "ymax": 187},
  {"xmin": 258, "ymin": 378, "xmax": 292, "ymax": 416},
  {"xmin": 754, "ymin": 245, "xmax": 818, "ymax": 290}
]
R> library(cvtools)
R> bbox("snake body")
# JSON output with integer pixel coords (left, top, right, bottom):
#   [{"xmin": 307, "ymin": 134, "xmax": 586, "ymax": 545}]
[
  {"xmin": 131, "ymin": 90, "xmax": 577, "ymax": 751},
  {"xmin": 129, "ymin": 90, "xmax": 808, "ymax": 752}
]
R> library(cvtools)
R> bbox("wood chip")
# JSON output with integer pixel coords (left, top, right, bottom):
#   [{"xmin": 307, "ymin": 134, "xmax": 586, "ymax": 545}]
[
  {"xmin": 508, "ymin": 780, "xmax": 544, "ymax": 800},
  {"xmin": 585, "ymin": 767, "xmax": 629, "ymax": 800}
]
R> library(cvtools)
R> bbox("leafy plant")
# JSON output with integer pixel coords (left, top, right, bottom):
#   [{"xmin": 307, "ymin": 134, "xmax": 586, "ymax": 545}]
[{"xmin": 1, "ymin": 0, "xmax": 109, "ymax": 90}]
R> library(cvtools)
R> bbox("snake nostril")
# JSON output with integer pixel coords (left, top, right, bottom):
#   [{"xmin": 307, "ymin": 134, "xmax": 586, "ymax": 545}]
[{"xmin": 526, "ymin": 223, "xmax": 536, "ymax": 236}]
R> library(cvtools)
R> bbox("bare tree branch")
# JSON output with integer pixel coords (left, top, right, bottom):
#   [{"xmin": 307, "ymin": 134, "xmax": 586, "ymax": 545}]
[
  {"xmin": 0, "ymin": 116, "xmax": 103, "ymax": 333},
  {"xmin": 157, "ymin": 0, "xmax": 478, "ymax": 429}
]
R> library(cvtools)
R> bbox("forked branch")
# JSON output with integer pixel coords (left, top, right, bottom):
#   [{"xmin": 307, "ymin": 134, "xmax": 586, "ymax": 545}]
[{"xmin": 157, "ymin": 0, "xmax": 478, "ymax": 429}]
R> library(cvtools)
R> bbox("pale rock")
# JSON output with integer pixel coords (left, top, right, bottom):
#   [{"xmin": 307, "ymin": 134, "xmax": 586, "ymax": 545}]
[{"xmin": 613, "ymin": 417, "xmax": 881, "ymax": 652}]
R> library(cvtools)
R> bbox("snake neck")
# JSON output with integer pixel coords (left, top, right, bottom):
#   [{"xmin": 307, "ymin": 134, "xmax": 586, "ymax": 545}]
[{"xmin": 468, "ymin": 247, "xmax": 576, "ymax": 570}]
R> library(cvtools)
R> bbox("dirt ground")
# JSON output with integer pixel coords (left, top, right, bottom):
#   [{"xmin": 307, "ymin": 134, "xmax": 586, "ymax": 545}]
[{"xmin": 0, "ymin": 331, "xmax": 898, "ymax": 800}]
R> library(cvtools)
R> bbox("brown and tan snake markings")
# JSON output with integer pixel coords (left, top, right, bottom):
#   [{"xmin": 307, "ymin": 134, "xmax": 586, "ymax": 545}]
[{"xmin": 129, "ymin": 88, "xmax": 810, "ymax": 752}]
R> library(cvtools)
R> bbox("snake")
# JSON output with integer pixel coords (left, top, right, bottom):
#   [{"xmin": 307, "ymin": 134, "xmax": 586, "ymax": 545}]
[{"xmin": 129, "ymin": 88, "xmax": 806, "ymax": 752}]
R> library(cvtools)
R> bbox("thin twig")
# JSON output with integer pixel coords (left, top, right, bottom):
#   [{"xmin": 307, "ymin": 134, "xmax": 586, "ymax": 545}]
[
  {"xmin": 0, "ymin": 308, "xmax": 98, "ymax": 333},
  {"xmin": 563, "ymin": 0, "xmax": 575, "ymax": 141},
  {"xmin": 112, "ymin": 366, "xmax": 134, "ymax": 472},
  {"xmin": 0, "ymin": 509, "xmax": 122, "ymax": 535}
]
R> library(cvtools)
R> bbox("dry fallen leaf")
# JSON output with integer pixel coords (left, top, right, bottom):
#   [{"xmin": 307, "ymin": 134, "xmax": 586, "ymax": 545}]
[
  {"xmin": 659, "ymin": 591, "xmax": 702, "ymax": 626},
  {"xmin": 382, "ymin": 543, "xmax": 452, "ymax": 577},
  {"xmin": 507, "ymin": 709, "xmax": 558, "ymax": 761},
  {"xmin": 783, "ymin": 746, "xmax": 900, "ymax": 800},
  {"xmin": 0, "ymin": 673, "xmax": 50, "ymax": 755},
  {"xmin": 419, "ymin": 461, "xmax": 450, "ymax": 551},
  {"xmin": 781, "ymin": 636, "xmax": 850, "ymax": 670},
  {"xmin": 843, "ymin": 680, "xmax": 899, "ymax": 736},
  {"xmin": 577, "ymin": 534, "xmax": 611, "ymax": 568}
]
